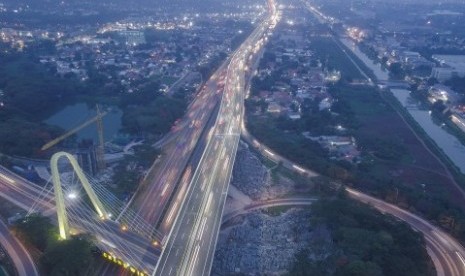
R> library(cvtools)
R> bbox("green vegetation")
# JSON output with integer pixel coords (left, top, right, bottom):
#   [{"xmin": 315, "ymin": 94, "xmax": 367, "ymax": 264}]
[
  {"xmin": 0, "ymin": 50, "xmax": 82, "ymax": 157},
  {"xmin": 247, "ymin": 12, "xmax": 465, "ymax": 245},
  {"xmin": 111, "ymin": 144, "xmax": 160, "ymax": 196},
  {"xmin": 247, "ymin": 85, "xmax": 405, "ymax": 181},
  {"xmin": 14, "ymin": 214, "xmax": 96, "ymax": 275},
  {"xmin": 121, "ymin": 93, "xmax": 186, "ymax": 136},
  {"xmin": 0, "ymin": 45, "xmax": 189, "ymax": 157},
  {"xmin": 247, "ymin": 82, "xmax": 465, "ymax": 244},
  {"xmin": 0, "ymin": 56, "xmax": 82, "ymax": 115},
  {"xmin": 388, "ymin": 62, "xmax": 406, "ymax": 80},
  {"xmin": 15, "ymin": 214, "xmax": 57, "ymax": 251},
  {"xmin": 264, "ymin": 206, "xmax": 293, "ymax": 217},
  {"xmin": 289, "ymin": 195, "xmax": 434, "ymax": 276},
  {"xmin": 308, "ymin": 37, "xmax": 365, "ymax": 82},
  {"xmin": 248, "ymin": 116, "xmax": 339, "ymax": 173},
  {"xmin": 112, "ymin": 162, "xmax": 140, "ymax": 196},
  {"xmin": 383, "ymin": 90, "xmax": 465, "ymax": 179},
  {"xmin": 0, "ymin": 119, "xmax": 63, "ymax": 157},
  {"xmin": 40, "ymin": 236, "xmax": 94, "ymax": 276},
  {"xmin": 445, "ymin": 76, "xmax": 465, "ymax": 95}
]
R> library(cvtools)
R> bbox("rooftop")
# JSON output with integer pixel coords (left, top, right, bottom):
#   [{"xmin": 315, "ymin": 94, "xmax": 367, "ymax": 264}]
[{"xmin": 432, "ymin": 55, "xmax": 465, "ymax": 71}]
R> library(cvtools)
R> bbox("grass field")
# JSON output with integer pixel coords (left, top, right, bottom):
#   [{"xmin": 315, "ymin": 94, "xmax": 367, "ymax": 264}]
[
  {"xmin": 309, "ymin": 36, "xmax": 366, "ymax": 81},
  {"xmin": 333, "ymin": 85, "xmax": 461, "ymax": 205}
]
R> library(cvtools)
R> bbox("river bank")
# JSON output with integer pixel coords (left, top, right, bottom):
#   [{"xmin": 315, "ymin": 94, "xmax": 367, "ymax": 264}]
[{"xmin": 340, "ymin": 38, "xmax": 465, "ymax": 175}]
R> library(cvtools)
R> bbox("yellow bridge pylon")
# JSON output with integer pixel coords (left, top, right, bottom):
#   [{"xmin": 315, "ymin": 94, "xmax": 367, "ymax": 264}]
[{"xmin": 50, "ymin": 152, "xmax": 108, "ymax": 239}]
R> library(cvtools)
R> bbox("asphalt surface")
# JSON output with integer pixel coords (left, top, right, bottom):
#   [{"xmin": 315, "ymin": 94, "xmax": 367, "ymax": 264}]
[
  {"xmin": 0, "ymin": 167, "xmax": 160, "ymax": 273},
  {"xmin": 129, "ymin": 64, "xmax": 226, "ymax": 232},
  {"xmin": 153, "ymin": 2, "xmax": 279, "ymax": 275},
  {"xmin": 0, "ymin": 218, "xmax": 39, "ymax": 276},
  {"xmin": 243, "ymin": 117, "xmax": 465, "ymax": 276},
  {"xmin": 347, "ymin": 188, "xmax": 465, "ymax": 276},
  {"xmin": 221, "ymin": 197, "xmax": 318, "ymax": 224},
  {"xmin": 1, "ymin": 1, "xmax": 462, "ymax": 275}
]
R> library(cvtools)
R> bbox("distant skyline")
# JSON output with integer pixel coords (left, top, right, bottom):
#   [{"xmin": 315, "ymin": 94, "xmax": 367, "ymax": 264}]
[{"xmin": 1, "ymin": 0, "xmax": 463, "ymax": 3}]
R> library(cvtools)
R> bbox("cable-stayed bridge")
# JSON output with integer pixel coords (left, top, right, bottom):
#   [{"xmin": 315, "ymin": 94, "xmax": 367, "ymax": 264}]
[
  {"xmin": 2, "ymin": 1, "xmax": 465, "ymax": 276},
  {"xmin": 0, "ymin": 1, "xmax": 278, "ymax": 275},
  {"xmin": 0, "ymin": 153, "xmax": 162, "ymax": 275}
]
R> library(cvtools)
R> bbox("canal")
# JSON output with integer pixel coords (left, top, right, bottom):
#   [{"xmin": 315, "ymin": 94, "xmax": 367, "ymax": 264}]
[{"xmin": 340, "ymin": 37, "xmax": 465, "ymax": 173}]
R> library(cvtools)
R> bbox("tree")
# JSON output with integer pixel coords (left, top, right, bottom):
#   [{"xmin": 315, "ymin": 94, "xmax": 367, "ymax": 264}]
[
  {"xmin": 40, "ymin": 235, "xmax": 94, "ymax": 276},
  {"xmin": 389, "ymin": 62, "xmax": 405, "ymax": 79},
  {"xmin": 15, "ymin": 214, "xmax": 55, "ymax": 251},
  {"xmin": 340, "ymin": 260, "xmax": 383, "ymax": 276},
  {"xmin": 432, "ymin": 100, "xmax": 446, "ymax": 113},
  {"xmin": 295, "ymin": 198, "xmax": 435, "ymax": 276}
]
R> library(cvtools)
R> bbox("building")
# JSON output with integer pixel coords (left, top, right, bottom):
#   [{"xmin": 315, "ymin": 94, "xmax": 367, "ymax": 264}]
[
  {"xmin": 267, "ymin": 102, "xmax": 282, "ymax": 113},
  {"xmin": 76, "ymin": 145, "xmax": 98, "ymax": 175},
  {"xmin": 431, "ymin": 55, "xmax": 465, "ymax": 81},
  {"xmin": 119, "ymin": 30, "xmax": 146, "ymax": 46}
]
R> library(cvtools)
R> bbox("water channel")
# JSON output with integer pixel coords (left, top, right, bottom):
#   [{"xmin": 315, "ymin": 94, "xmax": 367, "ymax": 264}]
[
  {"xmin": 340, "ymin": 38, "xmax": 390, "ymax": 82},
  {"xmin": 340, "ymin": 38, "xmax": 465, "ymax": 173}
]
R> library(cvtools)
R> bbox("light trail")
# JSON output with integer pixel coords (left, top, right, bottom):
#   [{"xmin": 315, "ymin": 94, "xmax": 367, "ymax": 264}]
[
  {"xmin": 100, "ymin": 238, "xmax": 117, "ymax": 249},
  {"xmin": 264, "ymin": 149, "xmax": 275, "ymax": 156},
  {"xmin": 0, "ymin": 173, "xmax": 15, "ymax": 184},
  {"xmin": 292, "ymin": 164, "xmax": 306, "ymax": 173},
  {"xmin": 161, "ymin": 184, "xmax": 169, "ymax": 196},
  {"xmin": 165, "ymin": 202, "xmax": 178, "ymax": 225},
  {"xmin": 456, "ymin": 251, "xmax": 465, "ymax": 267}
]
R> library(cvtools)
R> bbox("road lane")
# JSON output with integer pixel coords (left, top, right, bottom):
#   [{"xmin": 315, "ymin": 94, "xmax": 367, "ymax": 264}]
[
  {"xmin": 153, "ymin": 1, "xmax": 278, "ymax": 275},
  {"xmin": 0, "ymin": 167, "xmax": 160, "ymax": 273},
  {"xmin": 0, "ymin": 219, "xmax": 39, "ymax": 276}
]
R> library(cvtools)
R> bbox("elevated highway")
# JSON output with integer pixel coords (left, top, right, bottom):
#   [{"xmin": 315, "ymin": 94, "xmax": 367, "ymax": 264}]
[
  {"xmin": 153, "ymin": 1, "xmax": 279, "ymax": 275},
  {"xmin": 0, "ymin": 218, "xmax": 38, "ymax": 276},
  {"xmin": 0, "ymin": 167, "xmax": 160, "ymax": 274},
  {"xmin": 242, "ymin": 114, "xmax": 465, "ymax": 276}
]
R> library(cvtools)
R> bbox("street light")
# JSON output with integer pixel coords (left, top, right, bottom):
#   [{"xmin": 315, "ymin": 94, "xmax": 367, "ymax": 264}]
[{"xmin": 67, "ymin": 192, "xmax": 77, "ymax": 199}]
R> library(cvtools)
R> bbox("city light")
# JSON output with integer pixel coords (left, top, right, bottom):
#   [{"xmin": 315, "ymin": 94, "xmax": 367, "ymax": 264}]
[
  {"xmin": 1, "ymin": 0, "xmax": 464, "ymax": 275},
  {"xmin": 102, "ymin": 252, "xmax": 148, "ymax": 276}
]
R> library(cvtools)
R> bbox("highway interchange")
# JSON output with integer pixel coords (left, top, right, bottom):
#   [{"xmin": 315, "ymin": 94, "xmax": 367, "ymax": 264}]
[
  {"xmin": 153, "ymin": 7, "xmax": 278, "ymax": 276},
  {"xmin": 0, "ymin": 166, "xmax": 160, "ymax": 274},
  {"xmin": 0, "ymin": 212, "xmax": 37, "ymax": 276},
  {"xmin": 0, "ymin": 0, "xmax": 465, "ymax": 275},
  {"xmin": 150, "ymin": 0, "xmax": 465, "ymax": 273},
  {"xmin": 128, "ymin": 70, "xmax": 224, "ymax": 232}
]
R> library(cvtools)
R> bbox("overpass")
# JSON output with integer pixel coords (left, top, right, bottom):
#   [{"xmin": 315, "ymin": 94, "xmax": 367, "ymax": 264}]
[
  {"xmin": 0, "ymin": 2, "xmax": 278, "ymax": 275},
  {"xmin": 153, "ymin": 1, "xmax": 279, "ymax": 275},
  {"xmin": 0, "ymin": 218, "xmax": 38, "ymax": 276},
  {"xmin": 0, "ymin": 159, "xmax": 161, "ymax": 275},
  {"xmin": 240, "ymin": 78, "xmax": 465, "ymax": 276},
  {"xmin": 153, "ymin": 0, "xmax": 465, "ymax": 273},
  {"xmin": 0, "ymin": 0, "xmax": 464, "ymax": 275}
]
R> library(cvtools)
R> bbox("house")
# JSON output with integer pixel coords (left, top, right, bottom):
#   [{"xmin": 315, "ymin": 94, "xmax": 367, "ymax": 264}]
[
  {"xmin": 267, "ymin": 102, "xmax": 282, "ymax": 113},
  {"xmin": 431, "ymin": 55, "xmax": 465, "ymax": 81}
]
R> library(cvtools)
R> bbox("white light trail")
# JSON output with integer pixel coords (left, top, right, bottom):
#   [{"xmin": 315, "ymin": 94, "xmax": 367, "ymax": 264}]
[
  {"xmin": 0, "ymin": 173, "xmax": 15, "ymax": 184},
  {"xmin": 293, "ymin": 165, "xmax": 306, "ymax": 173},
  {"xmin": 264, "ymin": 149, "xmax": 275, "ymax": 156},
  {"xmin": 455, "ymin": 251, "xmax": 465, "ymax": 267}
]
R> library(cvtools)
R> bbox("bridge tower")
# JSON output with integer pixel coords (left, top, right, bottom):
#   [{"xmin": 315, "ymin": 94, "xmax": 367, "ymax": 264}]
[{"xmin": 50, "ymin": 152, "xmax": 108, "ymax": 239}]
